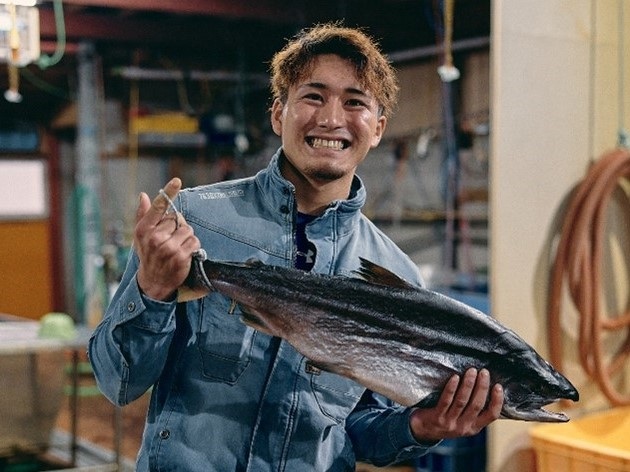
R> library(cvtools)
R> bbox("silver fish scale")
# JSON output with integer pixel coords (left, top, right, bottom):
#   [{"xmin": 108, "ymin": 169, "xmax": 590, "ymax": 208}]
[{"xmin": 188, "ymin": 257, "xmax": 579, "ymax": 422}]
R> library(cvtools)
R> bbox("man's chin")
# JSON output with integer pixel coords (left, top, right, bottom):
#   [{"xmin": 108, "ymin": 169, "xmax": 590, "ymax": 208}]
[{"xmin": 306, "ymin": 167, "xmax": 346, "ymax": 182}]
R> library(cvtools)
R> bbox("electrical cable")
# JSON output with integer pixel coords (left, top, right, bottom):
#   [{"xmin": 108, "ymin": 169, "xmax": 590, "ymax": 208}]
[
  {"xmin": 37, "ymin": 0, "xmax": 66, "ymax": 69},
  {"xmin": 547, "ymin": 148, "xmax": 630, "ymax": 406},
  {"xmin": 19, "ymin": 66, "xmax": 70, "ymax": 99}
]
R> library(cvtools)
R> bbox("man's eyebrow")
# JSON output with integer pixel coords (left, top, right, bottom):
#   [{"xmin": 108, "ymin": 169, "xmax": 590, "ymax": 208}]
[{"xmin": 301, "ymin": 81, "xmax": 369, "ymax": 97}]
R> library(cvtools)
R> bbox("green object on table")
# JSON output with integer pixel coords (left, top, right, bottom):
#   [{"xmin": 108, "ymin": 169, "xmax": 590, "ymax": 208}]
[{"xmin": 38, "ymin": 312, "xmax": 77, "ymax": 340}]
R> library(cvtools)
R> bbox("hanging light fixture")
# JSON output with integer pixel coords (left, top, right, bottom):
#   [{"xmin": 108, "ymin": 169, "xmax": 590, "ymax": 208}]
[
  {"xmin": 0, "ymin": 0, "xmax": 40, "ymax": 102},
  {"xmin": 0, "ymin": 1, "xmax": 37, "ymax": 6}
]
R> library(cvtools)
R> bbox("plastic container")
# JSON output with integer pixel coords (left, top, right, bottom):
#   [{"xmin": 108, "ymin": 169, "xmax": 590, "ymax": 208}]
[
  {"xmin": 131, "ymin": 112, "xmax": 198, "ymax": 134},
  {"xmin": 415, "ymin": 429, "xmax": 487, "ymax": 472},
  {"xmin": 530, "ymin": 406, "xmax": 630, "ymax": 472}
]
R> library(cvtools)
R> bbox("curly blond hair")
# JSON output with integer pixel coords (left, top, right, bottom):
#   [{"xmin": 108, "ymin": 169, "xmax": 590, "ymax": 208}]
[{"xmin": 269, "ymin": 23, "xmax": 399, "ymax": 118}]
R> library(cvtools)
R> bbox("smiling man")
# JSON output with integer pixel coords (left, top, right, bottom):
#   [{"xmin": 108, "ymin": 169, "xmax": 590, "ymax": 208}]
[{"xmin": 89, "ymin": 23, "xmax": 503, "ymax": 471}]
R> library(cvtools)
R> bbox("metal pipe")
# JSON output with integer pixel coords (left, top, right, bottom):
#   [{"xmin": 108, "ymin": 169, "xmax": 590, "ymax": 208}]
[
  {"xmin": 388, "ymin": 36, "xmax": 490, "ymax": 64},
  {"xmin": 111, "ymin": 66, "xmax": 268, "ymax": 85}
]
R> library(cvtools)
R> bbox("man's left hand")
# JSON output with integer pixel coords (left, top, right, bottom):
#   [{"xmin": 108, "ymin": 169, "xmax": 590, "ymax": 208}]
[{"xmin": 409, "ymin": 368, "xmax": 503, "ymax": 442}]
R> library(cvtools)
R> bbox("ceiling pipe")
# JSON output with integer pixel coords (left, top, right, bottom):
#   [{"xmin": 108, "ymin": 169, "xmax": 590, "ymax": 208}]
[
  {"xmin": 388, "ymin": 35, "xmax": 489, "ymax": 64},
  {"xmin": 111, "ymin": 66, "xmax": 269, "ymax": 86}
]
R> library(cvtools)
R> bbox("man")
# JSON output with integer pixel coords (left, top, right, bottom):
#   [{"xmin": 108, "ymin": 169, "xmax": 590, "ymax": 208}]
[{"xmin": 89, "ymin": 23, "xmax": 503, "ymax": 471}]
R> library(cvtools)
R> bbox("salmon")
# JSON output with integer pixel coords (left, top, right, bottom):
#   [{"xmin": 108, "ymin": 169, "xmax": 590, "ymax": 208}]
[{"xmin": 179, "ymin": 253, "xmax": 579, "ymax": 422}]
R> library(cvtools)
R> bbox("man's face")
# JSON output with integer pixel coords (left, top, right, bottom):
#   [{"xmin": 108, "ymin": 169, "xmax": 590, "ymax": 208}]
[{"xmin": 271, "ymin": 54, "xmax": 387, "ymax": 188}]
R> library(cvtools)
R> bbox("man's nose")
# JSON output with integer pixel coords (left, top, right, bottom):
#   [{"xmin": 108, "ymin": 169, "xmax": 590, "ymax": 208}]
[{"xmin": 316, "ymin": 99, "xmax": 344, "ymax": 128}]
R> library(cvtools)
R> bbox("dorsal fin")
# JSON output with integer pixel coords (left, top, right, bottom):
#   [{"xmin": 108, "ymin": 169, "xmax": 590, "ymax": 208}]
[{"xmin": 354, "ymin": 257, "xmax": 416, "ymax": 290}]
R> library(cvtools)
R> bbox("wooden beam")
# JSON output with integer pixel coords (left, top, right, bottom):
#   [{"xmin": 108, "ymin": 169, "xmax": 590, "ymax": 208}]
[
  {"xmin": 38, "ymin": 7, "xmax": 296, "ymax": 50},
  {"xmin": 47, "ymin": 0, "xmax": 298, "ymax": 22},
  {"xmin": 39, "ymin": 8, "xmax": 178, "ymax": 43}
]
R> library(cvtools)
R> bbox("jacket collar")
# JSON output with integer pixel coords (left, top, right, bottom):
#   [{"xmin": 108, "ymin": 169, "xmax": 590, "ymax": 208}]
[{"xmin": 256, "ymin": 148, "xmax": 367, "ymax": 235}]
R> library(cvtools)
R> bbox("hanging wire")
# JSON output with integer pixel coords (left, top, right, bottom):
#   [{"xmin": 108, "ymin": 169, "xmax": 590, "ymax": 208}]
[
  {"xmin": 4, "ymin": 2, "xmax": 22, "ymax": 102},
  {"xmin": 618, "ymin": 0, "xmax": 629, "ymax": 148},
  {"xmin": 37, "ymin": 0, "xmax": 66, "ymax": 69},
  {"xmin": 437, "ymin": 0, "xmax": 460, "ymax": 82},
  {"xmin": 158, "ymin": 57, "xmax": 195, "ymax": 115},
  {"xmin": 20, "ymin": 67, "xmax": 71, "ymax": 99}
]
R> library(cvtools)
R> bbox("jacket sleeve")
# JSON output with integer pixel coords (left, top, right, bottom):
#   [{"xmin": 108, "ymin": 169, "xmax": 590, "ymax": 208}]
[
  {"xmin": 346, "ymin": 389, "xmax": 439, "ymax": 466},
  {"xmin": 88, "ymin": 250, "xmax": 178, "ymax": 406}
]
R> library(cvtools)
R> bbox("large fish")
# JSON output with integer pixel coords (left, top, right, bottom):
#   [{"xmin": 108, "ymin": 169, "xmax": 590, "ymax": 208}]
[{"xmin": 179, "ymin": 253, "xmax": 579, "ymax": 422}]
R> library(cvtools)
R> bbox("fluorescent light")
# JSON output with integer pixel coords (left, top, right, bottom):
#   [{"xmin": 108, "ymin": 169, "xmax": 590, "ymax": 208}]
[{"xmin": 0, "ymin": 1, "xmax": 37, "ymax": 6}]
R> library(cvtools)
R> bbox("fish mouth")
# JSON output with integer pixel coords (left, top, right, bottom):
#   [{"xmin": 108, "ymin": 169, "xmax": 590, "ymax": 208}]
[
  {"xmin": 306, "ymin": 136, "xmax": 350, "ymax": 150},
  {"xmin": 501, "ymin": 403, "xmax": 571, "ymax": 423},
  {"xmin": 502, "ymin": 390, "xmax": 578, "ymax": 423}
]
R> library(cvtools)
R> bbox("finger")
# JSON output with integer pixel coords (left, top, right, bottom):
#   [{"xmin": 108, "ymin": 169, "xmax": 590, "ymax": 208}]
[
  {"xmin": 145, "ymin": 177, "xmax": 183, "ymax": 226},
  {"xmin": 156, "ymin": 214, "xmax": 181, "ymax": 233},
  {"xmin": 462, "ymin": 383, "xmax": 503, "ymax": 435},
  {"xmin": 461, "ymin": 368, "xmax": 492, "ymax": 418},
  {"xmin": 447, "ymin": 368, "xmax": 477, "ymax": 416},
  {"xmin": 434, "ymin": 374, "xmax": 460, "ymax": 413},
  {"xmin": 481, "ymin": 383, "xmax": 504, "ymax": 422},
  {"xmin": 136, "ymin": 192, "xmax": 151, "ymax": 225},
  {"xmin": 161, "ymin": 177, "xmax": 182, "ymax": 202},
  {"xmin": 180, "ymin": 231, "xmax": 202, "ymax": 256}
]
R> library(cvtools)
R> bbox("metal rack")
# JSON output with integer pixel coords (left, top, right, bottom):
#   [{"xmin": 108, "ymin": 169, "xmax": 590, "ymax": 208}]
[{"xmin": 0, "ymin": 314, "xmax": 121, "ymax": 471}]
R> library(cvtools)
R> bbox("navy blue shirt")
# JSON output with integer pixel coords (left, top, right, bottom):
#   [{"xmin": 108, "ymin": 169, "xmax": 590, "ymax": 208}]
[{"xmin": 295, "ymin": 212, "xmax": 317, "ymax": 271}]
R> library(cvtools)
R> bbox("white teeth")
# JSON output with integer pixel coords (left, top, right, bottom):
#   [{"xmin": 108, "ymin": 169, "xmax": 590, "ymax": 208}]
[{"xmin": 311, "ymin": 138, "xmax": 344, "ymax": 150}]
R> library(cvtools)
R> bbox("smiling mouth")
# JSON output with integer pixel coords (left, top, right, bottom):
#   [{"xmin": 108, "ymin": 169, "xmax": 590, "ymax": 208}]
[{"xmin": 306, "ymin": 137, "xmax": 350, "ymax": 150}]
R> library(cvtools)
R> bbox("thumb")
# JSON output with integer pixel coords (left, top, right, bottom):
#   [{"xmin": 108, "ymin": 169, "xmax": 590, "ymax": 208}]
[
  {"xmin": 135, "ymin": 192, "xmax": 151, "ymax": 224},
  {"xmin": 161, "ymin": 177, "xmax": 182, "ymax": 202},
  {"xmin": 137, "ymin": 177, "xmax": 183, "ymax": 226}
]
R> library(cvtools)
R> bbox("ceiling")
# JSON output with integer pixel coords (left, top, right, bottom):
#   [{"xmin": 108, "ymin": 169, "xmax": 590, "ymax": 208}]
[{"xmin": 0, "ymin": 0, "xmax": 490, "ymax": 125}]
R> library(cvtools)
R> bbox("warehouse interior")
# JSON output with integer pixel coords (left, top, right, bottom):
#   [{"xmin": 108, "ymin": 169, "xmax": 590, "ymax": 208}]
[{"xmin": 0, "ymin": 0, "xmax": 629, "ymax": 471}]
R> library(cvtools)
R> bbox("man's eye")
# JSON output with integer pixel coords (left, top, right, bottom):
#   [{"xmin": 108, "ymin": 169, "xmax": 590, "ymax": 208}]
[
  {"xmin": 303, "ymin": 93, "xmax": 323, "ymax": 101},
  {"xmin": 346, "ymin": 98, "xmax": 368, "ymax": 108}
]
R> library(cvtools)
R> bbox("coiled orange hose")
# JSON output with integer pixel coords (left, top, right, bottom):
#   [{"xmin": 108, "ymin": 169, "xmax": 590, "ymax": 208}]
[{"xmin": 548, "ymin": 148, "xmax": 630, "ymax": 406}]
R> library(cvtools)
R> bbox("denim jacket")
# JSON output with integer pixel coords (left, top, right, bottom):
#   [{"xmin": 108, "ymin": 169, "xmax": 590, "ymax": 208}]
[{"xmin": 89, "ymin": 149, "xmax": 436, "ymax": 471}]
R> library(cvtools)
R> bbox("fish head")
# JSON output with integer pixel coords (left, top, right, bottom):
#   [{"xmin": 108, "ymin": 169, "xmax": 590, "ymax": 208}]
[{"xmin": 499, "ymin": 349, "xmax": 579, "ymax": 422}]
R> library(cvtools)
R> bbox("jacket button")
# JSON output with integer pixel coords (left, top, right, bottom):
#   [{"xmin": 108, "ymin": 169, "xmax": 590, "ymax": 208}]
[
  {"xmin": 127, "ymin": 302, "xmax": 136, "ymax": 312},
  {"xmin": 159, "ymin": 429, "xmax": 170, "ymax": 439},
  {"xmin": 280, "ymin": 205, "xmax": 290, "ymax": 214}
]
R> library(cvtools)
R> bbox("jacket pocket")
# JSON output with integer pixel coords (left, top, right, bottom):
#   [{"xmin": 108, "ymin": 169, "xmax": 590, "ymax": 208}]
[
  {"xmin": 307, "ymin": 362, "xmax": 364, "ymax": 423},
  {"xmin": 197, "ymin": 294, "xmax": 256, "ymax": 384}
]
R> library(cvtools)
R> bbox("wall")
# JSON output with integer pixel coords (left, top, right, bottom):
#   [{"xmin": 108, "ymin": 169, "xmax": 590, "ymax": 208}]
[
  {"xmin": 387, "ymin": 52, "xmax": 490, "ymax": 139},
  {"xmin": 0, "ymin": 220, "xmax": 53, "ymax": 319},
  {"xmin": 489, "ymin": 0, "xmax": 630, "ymax": 470},
  {"xmin": 0, "ymin": 158, "xmax": 54, "ymax": 319}
]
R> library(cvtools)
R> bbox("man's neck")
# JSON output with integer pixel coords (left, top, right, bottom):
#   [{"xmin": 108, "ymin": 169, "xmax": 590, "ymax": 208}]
[{"xmin": 279, "ymin": 153, "xmax": 353, "ymax": 215}]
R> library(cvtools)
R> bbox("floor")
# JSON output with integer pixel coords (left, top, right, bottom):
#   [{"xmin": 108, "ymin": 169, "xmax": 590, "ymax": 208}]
[{"xmin": 52, "ymin": 390, "xmax": 148, "ymax": 469}]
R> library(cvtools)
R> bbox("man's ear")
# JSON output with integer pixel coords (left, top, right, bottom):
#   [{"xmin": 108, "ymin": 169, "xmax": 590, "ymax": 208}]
[
  {"xmin": 371, "ymin": 115, "xmax": 387, "ymax": 148},
  {"xmin": 270, "ymin": 98, "xmax": 284, "ymax": 137}
]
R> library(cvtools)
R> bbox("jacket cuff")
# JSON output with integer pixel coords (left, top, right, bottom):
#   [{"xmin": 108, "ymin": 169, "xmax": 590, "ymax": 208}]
[
  {"xmin": 388, "ymin": 408, "xmax": 441, "ymax": 461},
  {"xmin": 114, "ymin": 275, "xmax": 177, "ymax": 332}
]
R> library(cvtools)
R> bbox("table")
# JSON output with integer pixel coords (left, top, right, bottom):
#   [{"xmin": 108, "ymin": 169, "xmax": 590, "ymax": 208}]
[{"xmin": 0, "ymin": 314, "xmax": 121, "ymax": 469}]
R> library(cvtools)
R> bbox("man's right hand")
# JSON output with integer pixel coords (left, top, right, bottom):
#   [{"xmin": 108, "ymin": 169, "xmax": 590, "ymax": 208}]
[{"xmin": 134, "ymin": 177, "xmax": 201, "ymax": 301}]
